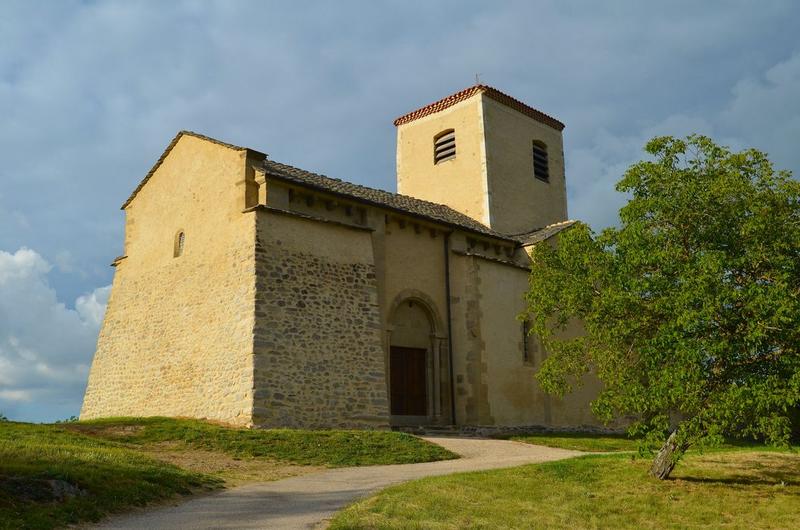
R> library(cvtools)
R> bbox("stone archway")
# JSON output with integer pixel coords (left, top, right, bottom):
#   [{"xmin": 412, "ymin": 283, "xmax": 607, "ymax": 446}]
[{"xmin": 386, "ymin": 291, "xmax": 448, "ymax": 426}]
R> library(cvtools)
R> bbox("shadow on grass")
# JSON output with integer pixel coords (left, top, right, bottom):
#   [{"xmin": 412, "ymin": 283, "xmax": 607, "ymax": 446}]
[
  {"xmin": 673, "ymin": 453, "xmax": 800, "ymax": 487},
  {"xmin": 673, "ymin": 474, "xmax": 799, "ymax": 487}
]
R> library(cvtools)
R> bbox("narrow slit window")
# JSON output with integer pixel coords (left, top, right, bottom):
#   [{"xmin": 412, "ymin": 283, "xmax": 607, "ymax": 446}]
[
  {"xmin": 522, "ymin": 320, "xmax": 537, "ymax": 365},
  {"xmin": 174, "ymin": 230, "xmax": 185, "ymax": 258},
  {"xmin": 434, "ymin": 129, "xmax": 456, "ymax": 164},
  {"xmin": 522, "ymin": 320, "xmax": 531, "ymax": 364},
  {"xmin": 533, "ymin": 142, "xmax": 549, "ymax": 182}
]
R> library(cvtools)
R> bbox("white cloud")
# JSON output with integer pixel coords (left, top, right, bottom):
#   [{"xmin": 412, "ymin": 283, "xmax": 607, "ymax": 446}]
[
  {"xmin": 0, "ymin": 248, "xmax": 109, "ymax": 422},
  {"xmin": 75, "ymin": 285, "xmax": 112, "ymax": 328},
  {"xmin": 0, "ymin": 389, "xmax": 32, "ymax": 402}
]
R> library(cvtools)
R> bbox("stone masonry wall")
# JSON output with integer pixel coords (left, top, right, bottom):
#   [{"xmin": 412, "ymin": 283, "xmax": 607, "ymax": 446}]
[
  {"xmin": 252, "ymin": 211, "xmax": 389, "ymax": 428},
  {"xmin": 80, "ymin": 226, "xmax": 256, "ymax": 424},
  {"xmin": 81, "ymin": 229, "xmax": 256, "ymax": 424},
  {"xmin": 80, "ymin": 137, "xmax": 256, "ymax": 426}
]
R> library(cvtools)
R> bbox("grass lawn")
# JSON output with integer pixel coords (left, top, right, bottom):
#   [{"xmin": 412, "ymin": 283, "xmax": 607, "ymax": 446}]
[
  {"xmin": 331, "ymin": 449, "xmax": 800, "ymax": 529},
  {"xmin": 0, "ymin": 417, "xmax": 455, "ymax": 529},
  {"xmin": 507, "ymin": 431, "xmax": 779, "ymax": 455},
  {"xmin": 505, "ymin": 431, "xmax": 640, "ymax": 452}
]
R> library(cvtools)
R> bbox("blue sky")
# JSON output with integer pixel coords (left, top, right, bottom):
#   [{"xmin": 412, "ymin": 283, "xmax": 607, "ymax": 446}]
[{"xmin": 1, "ymin": 1, "xmax": 799, "ymax": 422}]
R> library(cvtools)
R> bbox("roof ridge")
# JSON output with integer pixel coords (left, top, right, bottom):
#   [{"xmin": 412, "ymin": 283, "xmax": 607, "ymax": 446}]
[{"xmin": 393, "ymin": 85, "xmax": 565, "ymax": 131}]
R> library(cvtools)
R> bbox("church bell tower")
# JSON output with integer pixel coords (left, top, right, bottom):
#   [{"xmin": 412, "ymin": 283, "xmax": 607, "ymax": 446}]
[{"xmin": 394, "ymin": 85, "xmax": 568, "ymax": 235}]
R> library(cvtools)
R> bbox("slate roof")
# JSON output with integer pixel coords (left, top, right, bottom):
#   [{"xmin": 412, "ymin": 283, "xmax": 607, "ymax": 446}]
[
  {"xmin": 393, "ymin": 84, "xmax": 565, "ymax": 131},
  {"xmin": 262, "ymin": 159, "xmax": 514, "ymax": 241}
]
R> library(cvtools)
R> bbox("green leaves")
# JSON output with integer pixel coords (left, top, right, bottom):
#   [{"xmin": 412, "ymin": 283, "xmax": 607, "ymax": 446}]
[{"xmin": 524, "ymin": 135, "xmax": 800, "ymax": 467}]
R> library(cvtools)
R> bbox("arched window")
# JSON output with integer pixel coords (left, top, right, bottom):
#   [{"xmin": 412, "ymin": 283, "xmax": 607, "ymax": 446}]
[
  {"xmin": 532, "ymin": 141, "xmax": 549, "ymax": 182},
  {"xmin": 173, "ymin": 230, "xmax": 185, "ymax": 258},
  {"xmin": 434, "ymin": 129, "xmax": 456, "ymax": 164}
]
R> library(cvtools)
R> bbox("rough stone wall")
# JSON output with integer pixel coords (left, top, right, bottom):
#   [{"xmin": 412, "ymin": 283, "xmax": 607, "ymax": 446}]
[
  {"xmin": 252, "ymin": 211, "xmax": 389, "ymax": 428},
  {"xmin": 81, "ymin": 136, "xmax": 257, "ymax": 425}
]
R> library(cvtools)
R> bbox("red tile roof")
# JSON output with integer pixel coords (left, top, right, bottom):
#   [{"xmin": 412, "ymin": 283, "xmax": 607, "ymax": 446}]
[{"xmin": 393, "ymin": 85, "xmax": 565, "ymax": 131}]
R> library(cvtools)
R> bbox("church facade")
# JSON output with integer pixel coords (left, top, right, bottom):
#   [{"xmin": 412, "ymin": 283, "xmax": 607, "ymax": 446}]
[{"xmin": 81, "ymin": 85, "xmax": 601, "ymax": 430}]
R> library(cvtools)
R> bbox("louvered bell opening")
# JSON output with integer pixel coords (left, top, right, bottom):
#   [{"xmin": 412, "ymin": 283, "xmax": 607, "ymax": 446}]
[
  {"xmin": 533, "ymin": 144, "xmax": 549, "ymax": 181},
  {"xmin": 434, "ymin": 131, "xmax": 456, "ymax": 164}
]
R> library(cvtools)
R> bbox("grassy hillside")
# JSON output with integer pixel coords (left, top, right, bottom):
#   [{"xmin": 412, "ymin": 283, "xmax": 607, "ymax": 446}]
[
  {"xmin": 69, "ymin": 417, "xmax": 456, "ymax": 466},
  {"xmin": 0, "ymin": 417, "xmax": 455, "ymax": 529}
]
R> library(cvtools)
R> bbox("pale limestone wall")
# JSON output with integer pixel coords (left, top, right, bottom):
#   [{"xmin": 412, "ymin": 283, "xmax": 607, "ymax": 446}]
[
  {"xmin": 379, "ymin": 216, "xmax": 452, "ymax": 423},
  {"xmin": 475, "ymin": 257, "xmax": 602, "ymax": 428},
  {"xmin": 448, "ymin": 251, "xmax": 494, "ymax": 425},
  {"xmin": 81, "ymin": 136, "xmax": 256, "ymax": 425},
  {"xmin": 380, "ymin": 218, "xmax": 448, "ymax": 331},
  {"xmin": 251, "ymin": 210, "xmax": 389, "ymax": 428},
  {"xmin": 448, "ymin": 248, "xmax": 604, "ymax": 428},
  {"xmin": 396, "ymin": 96, "xmax": 491, "ymax": 225},
  {"xmin": 482, "ymin": 95, "xmax": 568, "ymax": 233},
  {"xmin": 396, "ymin": 92, "xmax": 567, "ymax": 235}
]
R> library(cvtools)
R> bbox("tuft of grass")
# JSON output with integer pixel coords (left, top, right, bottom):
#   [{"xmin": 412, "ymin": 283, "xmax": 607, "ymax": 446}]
[
  {"xmin": 0, "ymin": 421, "xmax": 219, "ymax": 530},
  {"xmin": 331, "ymin": 450, "xmax": 800, "ymax": 529},
  {"xmin": 505, "ymin": 431, "xmax": 640, "ymax": 452},
  {"xmin": 71, "ymin": 417, "xmax": 457, "ymax": 466}
]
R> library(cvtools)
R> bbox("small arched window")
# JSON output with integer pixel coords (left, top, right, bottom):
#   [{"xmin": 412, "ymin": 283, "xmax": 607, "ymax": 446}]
[
  {"xmin": 173, "ymin": 230, "xmax": 185, "ymax": 258},
  {"xmin": 434, "ymin": 129, "xmax": 456, "ymax": 164},
  {"xmin": 532, "ymin": 141, "xmax": 549, "ymax": 182}
]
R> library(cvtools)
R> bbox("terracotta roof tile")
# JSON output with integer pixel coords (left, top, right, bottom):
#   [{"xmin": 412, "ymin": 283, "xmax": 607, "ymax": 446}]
[{"xmin": 393, "ymin": 85, "xmax": 565, "ymax": 131}]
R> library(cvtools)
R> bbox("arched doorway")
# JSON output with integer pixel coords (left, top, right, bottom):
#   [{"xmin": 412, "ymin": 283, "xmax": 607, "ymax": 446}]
[{"xmin": 387, "ymin": 294, "xmax": 446, "ymax": 425}]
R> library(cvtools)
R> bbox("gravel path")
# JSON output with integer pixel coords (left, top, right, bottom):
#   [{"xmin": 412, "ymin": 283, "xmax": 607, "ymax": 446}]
[{"xmin": 95, "ymin": 436, "xmax": 583, "ymax": 529}]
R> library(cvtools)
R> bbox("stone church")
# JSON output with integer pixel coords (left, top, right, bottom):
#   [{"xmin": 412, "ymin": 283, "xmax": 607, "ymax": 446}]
[{"xmin": 81, "ymin": 85, "xmax": 601, "ymax": 430}]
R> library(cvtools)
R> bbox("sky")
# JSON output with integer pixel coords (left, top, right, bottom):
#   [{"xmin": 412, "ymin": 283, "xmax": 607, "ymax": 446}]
[{"xmin": 1, "ymin": 1, "xmax": 799, "ymax": 422}]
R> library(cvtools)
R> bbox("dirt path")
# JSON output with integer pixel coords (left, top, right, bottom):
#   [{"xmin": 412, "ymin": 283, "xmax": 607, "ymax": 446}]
[{"xmin": 95, "ymin": 436, "xmax": 583, "ymax": 529}]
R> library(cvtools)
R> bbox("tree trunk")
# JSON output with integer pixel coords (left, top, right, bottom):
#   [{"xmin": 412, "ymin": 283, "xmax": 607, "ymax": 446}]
[{"xmin": 649, "ymin": 430, "xmax": 688, "ymax": 480}]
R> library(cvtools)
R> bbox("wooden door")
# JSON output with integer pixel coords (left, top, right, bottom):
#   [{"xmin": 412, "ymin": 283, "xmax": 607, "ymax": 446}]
[{"xmin": 390, "ymin": 346, "xmax": 427, "ymax": 416}]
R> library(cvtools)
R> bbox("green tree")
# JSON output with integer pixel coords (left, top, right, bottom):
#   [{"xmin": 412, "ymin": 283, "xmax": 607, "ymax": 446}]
[{"xmin": 524, "ymin": 135, "xmax": 800, "ymax": 479}]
